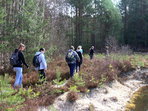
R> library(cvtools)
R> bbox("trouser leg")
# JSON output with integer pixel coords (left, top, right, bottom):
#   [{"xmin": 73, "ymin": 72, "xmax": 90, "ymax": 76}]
[
  {"xmin": 39, "ymin": 69, "xmax": 46, "ymax": 80},
  {"xmin": 79, "ymin": 63, "xmax": 81, "ymax": 71},
  {"xmin": 14, "ymin": 67, "xmax": 23, "ymax": 88},
  {"xmin": 76, "ymin": 62, "xmax": 79, "ymax": 72},
  {"xmin": 68, "ymin": 63, "xmax": 76, "ymax": 77},
  {"xmin": 90, "ymin": 55, "xmax": 93, "ymax": 59}
]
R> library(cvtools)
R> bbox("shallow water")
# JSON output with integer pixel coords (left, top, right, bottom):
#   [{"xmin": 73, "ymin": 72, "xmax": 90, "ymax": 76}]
[{"xmin": 125, "ymin": 86, "xmax": 148, "ymax": 111}]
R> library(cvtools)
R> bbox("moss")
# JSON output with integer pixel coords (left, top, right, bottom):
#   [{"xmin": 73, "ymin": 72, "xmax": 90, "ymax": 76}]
[
  {"xmin": 125, "ymin": 86, "xmax": 148, "ymax": 111},
  {"xmin": 89, "ymin": 104, "xmax": 95, "ymax": 111}
]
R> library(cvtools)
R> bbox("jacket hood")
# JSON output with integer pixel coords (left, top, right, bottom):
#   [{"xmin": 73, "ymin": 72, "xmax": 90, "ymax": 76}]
[
  {"xmin": 76, "ymin": 49, "xmax": 81, "ymax": 52},
  {"xmin": 35, "ymin": 52, "xmax": 42, "ymax": 55}
]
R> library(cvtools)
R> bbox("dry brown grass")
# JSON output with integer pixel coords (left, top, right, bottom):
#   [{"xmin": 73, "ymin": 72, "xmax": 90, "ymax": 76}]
[
  {"xmin": 67, "ymin": 91, "xmax": 79, "ymax": 102},
  {"xmin": 9, "ymin": 56, "xmax": 143, "ymax": 110}
]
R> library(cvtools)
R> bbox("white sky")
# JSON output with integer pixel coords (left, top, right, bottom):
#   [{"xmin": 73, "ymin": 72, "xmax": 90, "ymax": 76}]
[
  {"xmin": 46, "ymin": 0, "xmax": 121, "ymax": 17},
  {"xmin": 112, "ymin": 0, "xmax": 121, "ymax": 5}
]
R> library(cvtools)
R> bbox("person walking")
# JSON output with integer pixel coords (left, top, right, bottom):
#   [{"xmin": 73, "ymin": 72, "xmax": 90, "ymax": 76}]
[
  {"xmin": 65, "ymin": 46, "xmax": 80, "ymax": 77},
  {"xmin": 12, "ymin": 43, "xmax": 29, "ymax": 89},
  {"xmin": 76, "ymin": 46, "xmax": 83, "ymax": 72},
  {"xmin": 79, "ymin": 45, "xmax": 83, "ymax": 55},
  {"xmin": 34, "ymin": 48, "xmax": 47, "ymax": 81},
  {"xmin": 105, "ymin": 45, "xmax": 109, "ymax": 56},
  {"xmin": 89, "ymin": 46, "xmax": 95, "ymax": 60}
]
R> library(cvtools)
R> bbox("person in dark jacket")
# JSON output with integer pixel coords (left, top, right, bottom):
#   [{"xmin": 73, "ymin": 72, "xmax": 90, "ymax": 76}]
[
  {"xmin": 65, "ymin": 46, "xmax": 80, "ymax": 77},
  {"xmin": 76, "ymin": 46, "xmax": 83, "ymax": 72},
  {"xmin": 89, "ymin": 46, "xmax": 95, "ymax": 60},
  {"xmin": 13, "ymin": 43, "xmax": 28, "ymax": 89}
]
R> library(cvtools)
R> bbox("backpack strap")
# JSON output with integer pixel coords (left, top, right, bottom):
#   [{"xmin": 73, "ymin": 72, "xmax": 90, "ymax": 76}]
[
  {"xmin": 36, "ymin": 53, "xmax": 42, "ymax": 63},
  {"xmin": 36, "ymin": 54, "xmax": 41, "ymax": 56}
]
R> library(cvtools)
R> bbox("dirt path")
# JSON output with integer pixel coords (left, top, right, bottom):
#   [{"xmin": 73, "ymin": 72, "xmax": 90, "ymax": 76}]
[{"xmin": 38, "ymin": 69, "xmax": 148, "ymax": 111}]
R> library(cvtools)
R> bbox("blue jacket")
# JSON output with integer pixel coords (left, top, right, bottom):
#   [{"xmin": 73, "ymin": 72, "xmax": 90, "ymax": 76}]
[
  {"xmin": 65, "ymin": 49, "xmax": 80, "ymax": 64},
  {"xmin": 35, "ymin": 52, "xmax": 47, "ymax": 70},
  {"xmin": 80, "ymin": 49, "xmax": 83, "ymax": 54}
]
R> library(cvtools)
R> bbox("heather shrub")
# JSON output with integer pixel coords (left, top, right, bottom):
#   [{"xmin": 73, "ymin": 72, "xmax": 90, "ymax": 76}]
[
  {"xmin": 23, "ymin": 72, "xmax": 38, "ymax": 87},
  {"xmin": 67, "ymin": 91, "xmax": 79, "ymax": 102},
  {"xmin": 84, "ymin": 74, "xmax": 99, "ymax": 89},
  {"xmin": 112, "ymin": 60, "xmax": 133, "ymax": 77},
  {"xmin": 46, "ymin": 70, "xmax": 56, "ymax": 81},
  {"xmin": 83, "ymin": 58, "xmax": 119, "ymax": 89},
  {"xmin": 38, "ymin": 95, "xmax": 57, "ymax": 106},
  {"xmin": 77, "ymin": 86, "xmax": 88, "ymax": 93},
  {"xmin": 6, "ymin": 54, "xmax": 148, "ymax": 109},
  {"xmin": 66, "ymin": 84, "xmax": 80, "ymax": 102}
]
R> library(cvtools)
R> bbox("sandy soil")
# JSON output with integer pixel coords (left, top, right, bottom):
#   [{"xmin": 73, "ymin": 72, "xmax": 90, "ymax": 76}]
[{"xmin": 38, "ymin": 69, "xmax": 148, "ymax": 111}]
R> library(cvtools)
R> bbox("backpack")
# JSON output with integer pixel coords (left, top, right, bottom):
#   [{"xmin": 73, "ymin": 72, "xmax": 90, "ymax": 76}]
[
  {"xmin": 10, "ymin": 51, "xmax": 19, "ymax": 66},
  {"xmin": 66, "ymin": 50, "xmax": 75, "ymax": 62},
  {"xmin": 32, "ymin": 54, "xmax": 41, "ymax": 67}
]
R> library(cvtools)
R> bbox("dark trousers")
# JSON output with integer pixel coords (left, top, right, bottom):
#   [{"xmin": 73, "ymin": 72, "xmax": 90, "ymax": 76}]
[
  {"xmin": 76, "ymin": 62, "xmax": 81, "ymax": 72},
  {"xmin": 90, "ymin": 54, "xmax": 94, "ymax": 60},
  {"xmin": 68, "ymin": 63, "xmax": 76, "ymax": 77},
  {"xmin": 39, "ymin": 69, "xmax": 46, "ymax": 80}
]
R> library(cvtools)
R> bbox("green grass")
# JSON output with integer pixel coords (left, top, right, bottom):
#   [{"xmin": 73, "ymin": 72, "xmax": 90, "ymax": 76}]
[
  {"xmin": 94, "ymin": 53, "xmax": 148, "ymax": 68},
  {"xmin": 110, "ymin": 54, "xmax": 148, "ymax": 68},
  {"xmin": 0, "ymin": 75, "xmax": 24, "ymax": 111},
  {"xmin": 0, "ymin": 74, "xmax": 39, "ymax": 111}
]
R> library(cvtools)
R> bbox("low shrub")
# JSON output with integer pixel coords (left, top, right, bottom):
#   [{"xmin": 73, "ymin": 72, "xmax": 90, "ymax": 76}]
[
  {"xmin": 6, "ymin": 54, "xmax": 148, "ymax": 109},
  {"xmin": 0, "ymin": 75, "xmax": 40, "ymax": 111},
  {"xmin": 67, "ymin": 91, "xmax": 79, "ymax": 102}
]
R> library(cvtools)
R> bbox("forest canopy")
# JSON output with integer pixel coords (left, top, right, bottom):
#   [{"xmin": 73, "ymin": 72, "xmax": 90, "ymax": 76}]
[{"xmin": 0, "ymin": 0, "xmax": 148, "ymax": 67}]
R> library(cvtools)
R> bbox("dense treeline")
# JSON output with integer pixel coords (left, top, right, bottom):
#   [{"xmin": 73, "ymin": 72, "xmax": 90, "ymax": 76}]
[
  {"xmin": 0, "ymin": 0, "xmax": 148, "ymax": 68},
  {"xmin": 0, "ymin": 0, "xmax": 49, "ymax": 68},
  {"xmin": 67, "ymin": 0, "xmax": 122, "ymax": 52},
  {"xmin": 119, "ymin": 0, "xmax": 148, "ymax": 50},
  {"xmin": 0, "ymin": 0, "xmax": 70, "ymax": 68}
]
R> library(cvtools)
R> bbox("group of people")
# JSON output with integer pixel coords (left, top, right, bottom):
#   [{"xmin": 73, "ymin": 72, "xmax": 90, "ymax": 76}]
[
  {"xmin": 65, "ymin": 46, "xmax": 83, "ymax": 77},
  {"xmin": 65, "ymin": 45, "xmax": 95, "ymax": 78},
  {"xmin": 11, "ymin": 43, "xmax": 95, "ymax": 89},
  {"xmin": 11, "ymin": 43, "xmax": 47, "ymax": 89}
]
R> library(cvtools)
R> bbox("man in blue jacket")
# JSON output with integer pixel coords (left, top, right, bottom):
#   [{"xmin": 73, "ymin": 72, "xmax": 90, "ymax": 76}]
[
  {"xmin": 35, "ymin": 48, "xmax": 47, "ymax": 81},
  {"xmin": 65, "ymin": 46, "xmax": 80, "ymax": 77}
]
